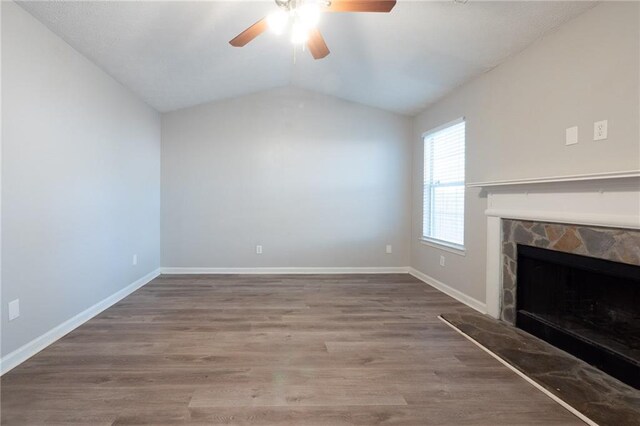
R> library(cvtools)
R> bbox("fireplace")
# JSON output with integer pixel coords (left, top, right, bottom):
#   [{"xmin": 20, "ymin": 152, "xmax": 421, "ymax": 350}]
[
  {"xmin": 516, "ymin": 244, "xmax": 639, "ymax": 389},
  {"xmin": 470, "ymin": 172, "xmax": 640, "ymax": 387}
]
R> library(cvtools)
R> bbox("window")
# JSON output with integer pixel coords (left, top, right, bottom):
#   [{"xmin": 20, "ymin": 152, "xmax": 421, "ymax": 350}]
[{"xmin": 422, "ymin": 118, "xmax": 465, "ymax": 250}]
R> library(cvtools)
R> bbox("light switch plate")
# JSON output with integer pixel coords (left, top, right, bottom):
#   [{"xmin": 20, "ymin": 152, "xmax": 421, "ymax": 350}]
[
  {"xmin": 386, "ymin": 245, "xmax": 392, "ymax": 254},
  {"xmin": 565, "ymin": 126, "xmax": 578, "ymax": 146},
  {"xmin": 594, "ymin": 120, "xmax": 608, "ymax": 141}
]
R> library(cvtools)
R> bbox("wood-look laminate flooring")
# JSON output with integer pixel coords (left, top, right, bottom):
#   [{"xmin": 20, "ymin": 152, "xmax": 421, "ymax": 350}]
[{"xmin": 1, "ymin": 274, "xmax": 584, "ymax": 425}]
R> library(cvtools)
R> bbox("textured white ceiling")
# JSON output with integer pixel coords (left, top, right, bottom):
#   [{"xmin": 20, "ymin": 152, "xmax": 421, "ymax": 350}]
[{"xmin": 18, "ymin": 1, "xmax": 596, "ymax": 115}]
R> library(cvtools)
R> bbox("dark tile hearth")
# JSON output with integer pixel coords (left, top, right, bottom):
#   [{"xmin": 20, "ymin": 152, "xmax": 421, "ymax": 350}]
[{"xmin": 440, "ymin": 312, "xmax": 640, "ymax": 426}]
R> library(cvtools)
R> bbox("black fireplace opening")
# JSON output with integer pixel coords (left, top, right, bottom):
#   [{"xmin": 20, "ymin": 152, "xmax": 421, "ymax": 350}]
[{"xmin": 516, "ymin": 244, "xmax": 640, "ymax": 389}]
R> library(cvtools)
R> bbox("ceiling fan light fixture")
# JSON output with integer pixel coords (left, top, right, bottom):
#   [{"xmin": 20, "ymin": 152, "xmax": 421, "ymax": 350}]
[
  {"xmin": 229, "ymin": 0, "xmax": 397, "ymax": 59},
  {"xmin": 266, "ymin": 9, "xmax": 289, "ymax": 34}
]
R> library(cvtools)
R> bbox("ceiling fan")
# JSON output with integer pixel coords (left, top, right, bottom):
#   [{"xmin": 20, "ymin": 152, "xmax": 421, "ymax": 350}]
[{"xmin": 229, "ymin": 0, "xmax": 397, "ymax": 59}]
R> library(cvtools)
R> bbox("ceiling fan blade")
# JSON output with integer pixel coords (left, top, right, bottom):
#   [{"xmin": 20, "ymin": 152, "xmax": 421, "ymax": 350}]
[
  {"xmin": 229, "ymin": 18, "xmax": 268, "ymax": 47},
  {"xmin": 307, "ymin": 29, "xmax": 330, "ymax": 59},
  {"xmin": 326, "ymin": 0, "xmax": 396, "ymax": 13}
]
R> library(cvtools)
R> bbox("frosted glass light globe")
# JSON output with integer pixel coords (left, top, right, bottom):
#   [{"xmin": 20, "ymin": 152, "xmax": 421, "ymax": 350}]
[
  {"xmin": 291, "ymin": 20, "xmax": 310, "ymax": 44},
  {"xmin": 297, "ymin": 3, "xmax": 321, "ymax": 29}
]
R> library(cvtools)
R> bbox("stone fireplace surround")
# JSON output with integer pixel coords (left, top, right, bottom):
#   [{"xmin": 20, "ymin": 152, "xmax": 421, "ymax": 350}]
[{"xmin": 500, "ymin": 219, "xmax": 640, "ymax": 323}]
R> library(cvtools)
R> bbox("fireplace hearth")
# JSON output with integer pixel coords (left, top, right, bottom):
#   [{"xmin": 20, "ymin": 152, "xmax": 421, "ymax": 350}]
[{"xmin": 516, "ymin": 244, "xmax": 639, "ymax": 389}]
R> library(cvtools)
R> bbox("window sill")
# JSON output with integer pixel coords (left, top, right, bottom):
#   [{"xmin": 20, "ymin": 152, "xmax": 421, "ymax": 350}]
[{"xmin": 419, "ymin": 238, "xmax": 466, "ymax": 256}]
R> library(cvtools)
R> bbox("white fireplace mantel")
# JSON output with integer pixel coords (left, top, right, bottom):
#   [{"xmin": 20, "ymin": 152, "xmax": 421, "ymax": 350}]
[{"xmin": 470, "ymin": 170, "xmax": 640, "ymax": 318}]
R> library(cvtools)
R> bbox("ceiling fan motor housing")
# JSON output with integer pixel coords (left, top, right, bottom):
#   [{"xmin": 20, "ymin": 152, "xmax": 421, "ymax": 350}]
[
  {"xmin": 275, "ymin": 0, "xmax": 291, "ymax": 9},
  {"xmin": 275, "ymin": 0, "xmax": 332, "ymax": 11}
]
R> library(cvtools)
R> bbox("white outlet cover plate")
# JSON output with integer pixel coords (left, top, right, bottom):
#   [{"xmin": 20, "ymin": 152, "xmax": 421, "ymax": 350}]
[
  {"xmin": 594, "ymin": 120, "xmax": 608, "ymax": 141},
  {"xmin": 565, "ymin": 126, "xmax": 578, "ymax": 145}
]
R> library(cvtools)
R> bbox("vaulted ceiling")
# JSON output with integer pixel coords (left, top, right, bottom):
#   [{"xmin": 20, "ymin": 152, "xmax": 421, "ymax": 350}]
[{"xmin": 18, "ymin": 1, "xmax": 596, "ymax": 115}]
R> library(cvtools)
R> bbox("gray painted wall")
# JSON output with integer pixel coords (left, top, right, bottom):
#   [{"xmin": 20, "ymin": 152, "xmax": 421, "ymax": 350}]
[
  {"xmin": 161, "ymin": 87, "xmax": 412, "ymax": 268},
  {"xmin": 1, "ymin": 2, "xmax": 161, "ymax": 356},
  {"xmin": 411, "ymin": 2, "xmax": 640, "ymax": 303}
]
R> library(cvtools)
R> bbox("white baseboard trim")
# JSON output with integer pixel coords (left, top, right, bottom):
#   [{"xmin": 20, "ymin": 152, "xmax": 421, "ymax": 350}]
[
  {"xmin": 408, "ymin": 267, "xmax": 487, "ymax": 314},
  {"xmin": 0, "ymin": 268, "xmax": 161, "ymax": 376},
  {"xmin": 161, "ymin": 266, "xmax": 411, "ymax": 275}
]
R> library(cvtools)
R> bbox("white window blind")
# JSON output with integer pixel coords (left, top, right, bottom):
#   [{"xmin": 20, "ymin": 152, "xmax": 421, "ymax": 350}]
[{"xmin": 423, "ymin": 119, "xmax": 465, "ymax": 248}]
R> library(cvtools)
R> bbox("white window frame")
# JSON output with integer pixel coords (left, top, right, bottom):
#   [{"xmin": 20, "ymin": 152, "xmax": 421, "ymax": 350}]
[{"xmin": 421, "ymin": 117, "xmax": 466, "ymax": 255}]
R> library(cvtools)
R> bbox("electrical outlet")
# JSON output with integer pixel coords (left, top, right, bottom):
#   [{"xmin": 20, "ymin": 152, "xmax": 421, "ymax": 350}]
[
  {"xmin": 9, "ymin": 299, "xmax": 20, "ymax": 321},
  {"xmin": 256, "ymin": 245, "xmax": 263, "ymax": 255},
  {"xmin": 386, "ymin": 244, "xmax": 392, "ymax": 254},
  {"xmin": 440, "ymin": 255, "xmax": 446, "ymax": 267},
  {"xmin": 594, "ymin": 120, "xmax": 608, "ymax": 141},
  {"xmin": 565, "ymin": 126, "xmax": 578, "ymax": 146},
  {"xmin": 132, "ymin": 254, "xmax": 138, "ymax": 266}
]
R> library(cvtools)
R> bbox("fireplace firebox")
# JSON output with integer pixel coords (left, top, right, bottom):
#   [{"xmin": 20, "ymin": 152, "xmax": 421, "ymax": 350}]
[{"xmin": 516, "ymin": 244, "xmax": 640, "ymax": 389}]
